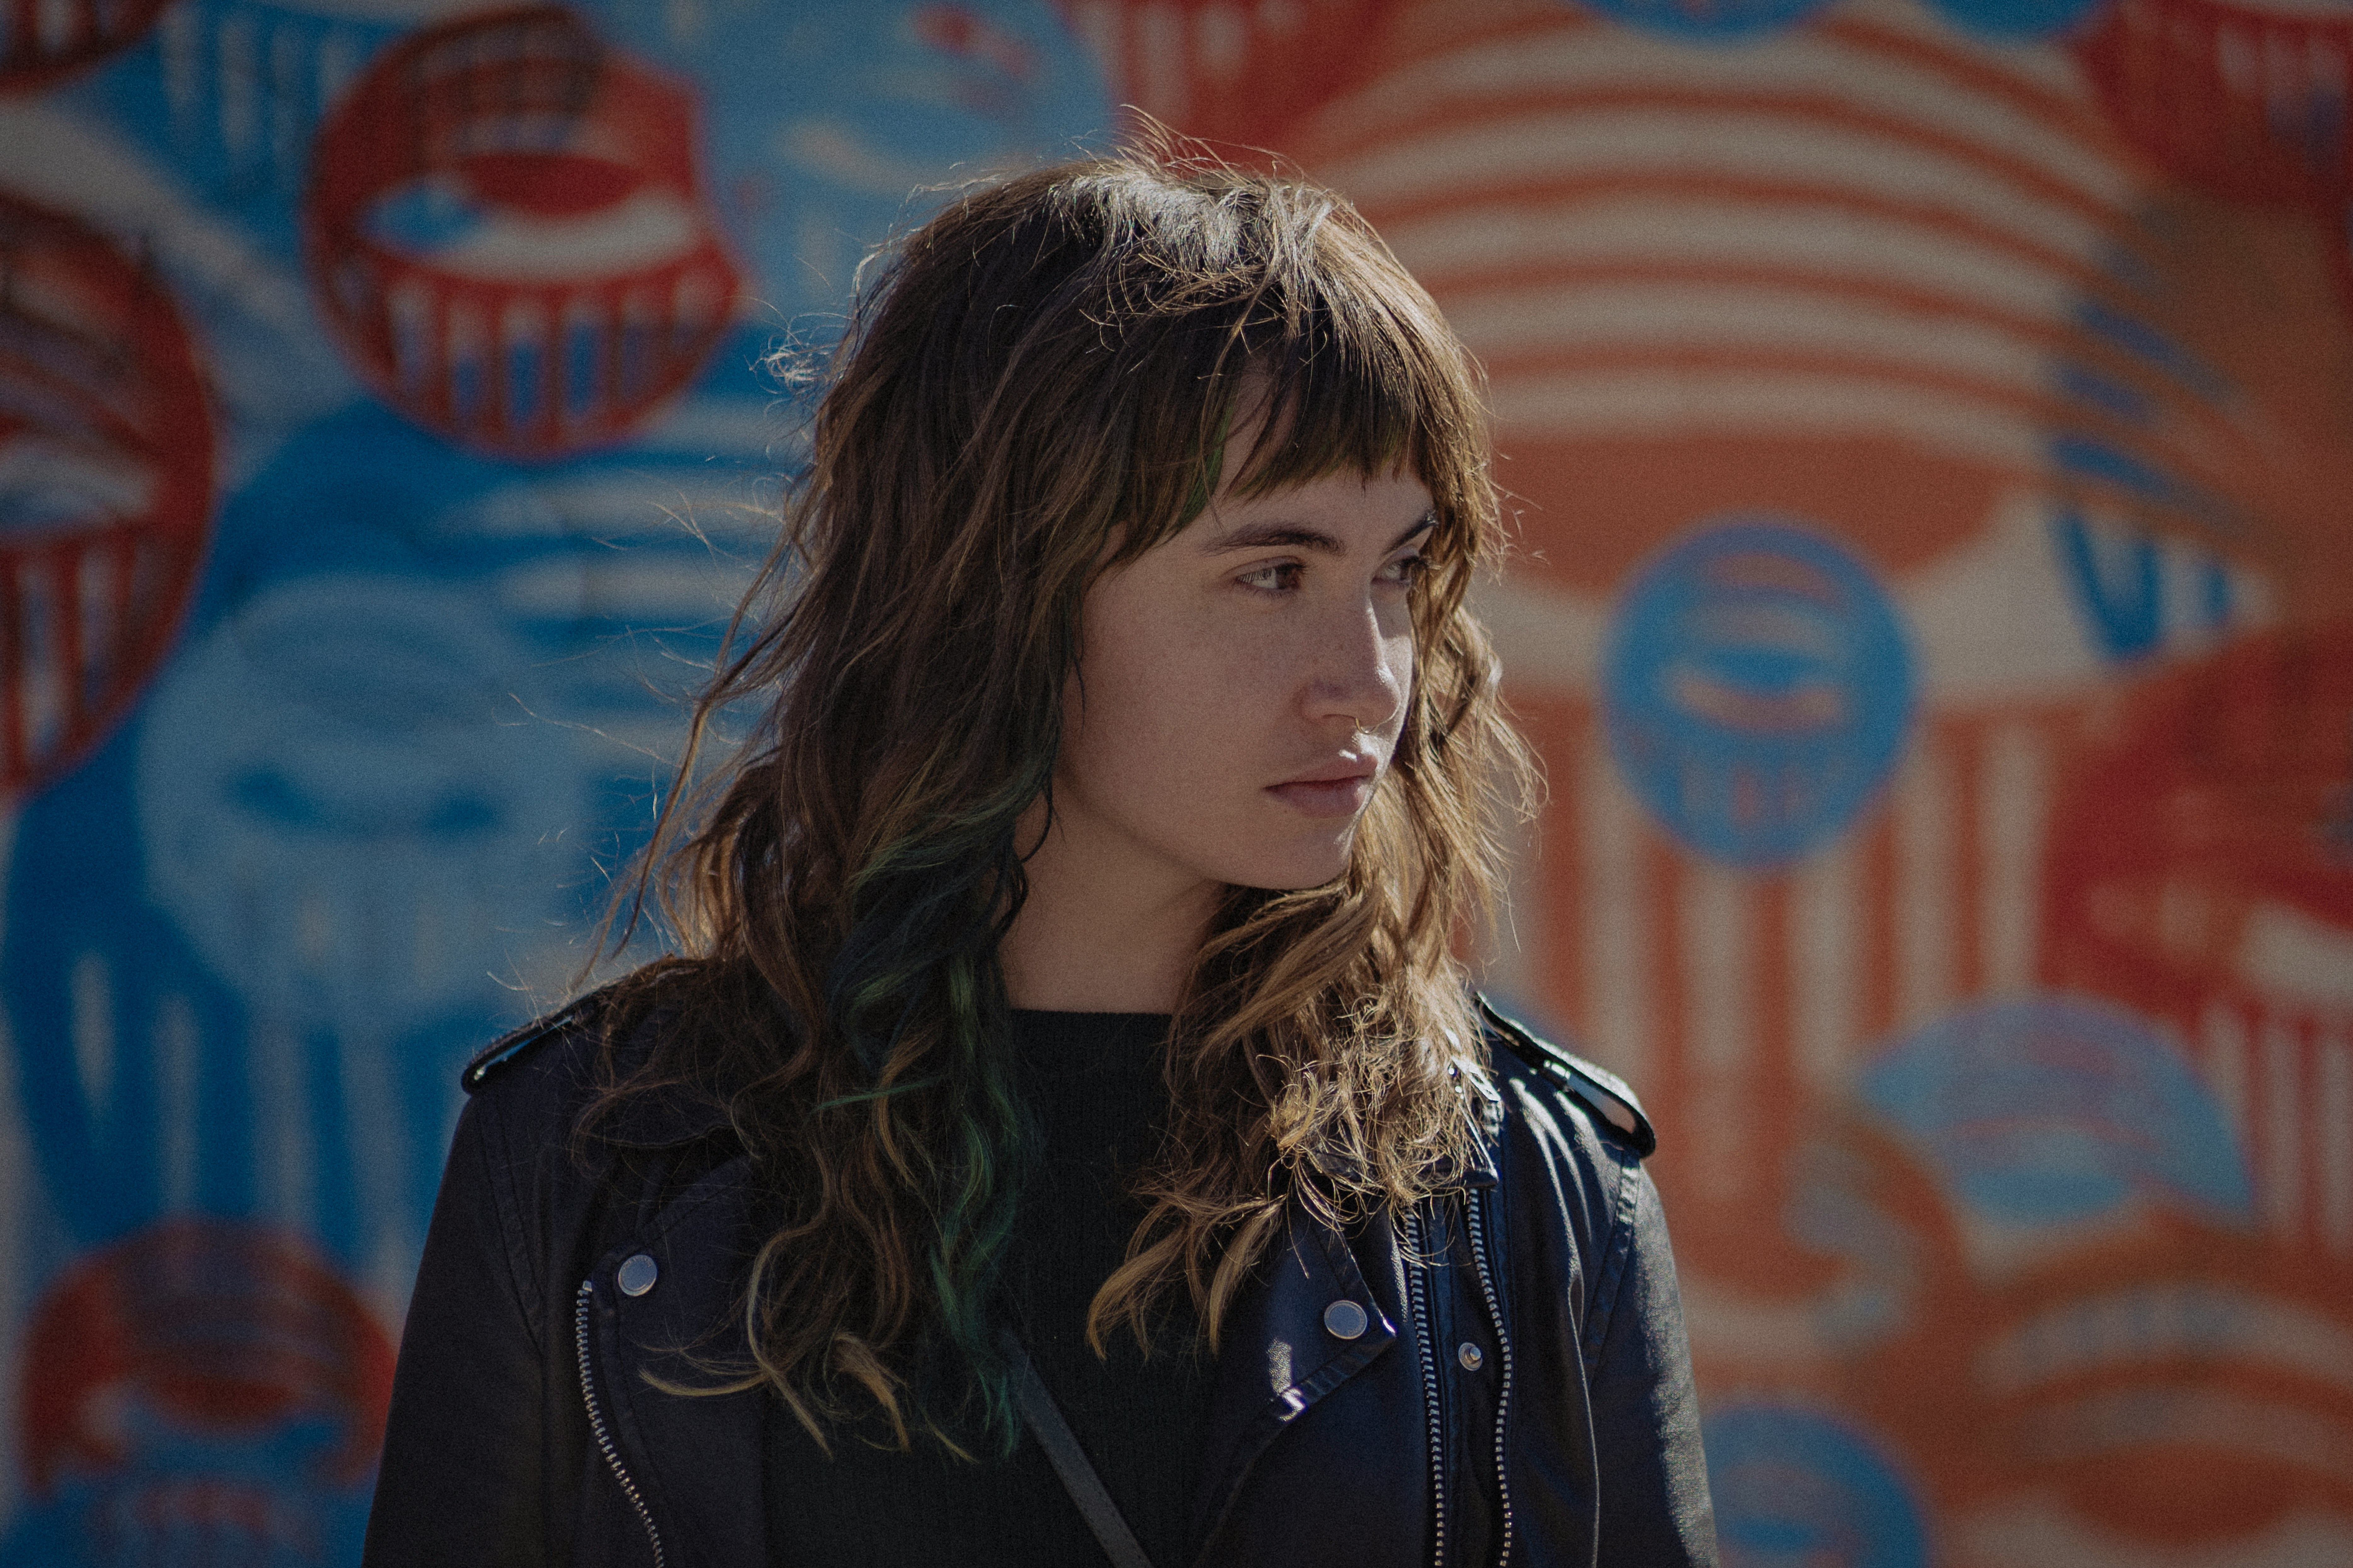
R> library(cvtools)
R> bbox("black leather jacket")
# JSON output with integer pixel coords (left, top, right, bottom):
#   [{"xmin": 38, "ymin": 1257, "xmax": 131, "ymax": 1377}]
[{"xmin": 362, "ymin": 999, "xmax": 1717, "ymax": 1568}]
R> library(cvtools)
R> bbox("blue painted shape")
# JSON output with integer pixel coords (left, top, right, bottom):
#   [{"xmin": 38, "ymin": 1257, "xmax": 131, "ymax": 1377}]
[
  {"xmin": 1857, "ymin": 995, "xmax": 2255, "ymax": 1230},
  {"xmin": 135, "ymin": 574, "xmax": 587, "ymax": 1026},
  {"xmin": 2198, "ymin": 554, "xmax": 2232, "ymax": 630},
  {"xmin": 580, "ymin": 0, "xmax": 1113, "ymax": 341},
  {"xmin": 0, "ymin": 1412, "xmax": 371, "ymax": 1567},
  {"xmin": 1921, "ymin": 0, "xmax": 2103, "ymax": 38},
  {"xmin": 2047, "ymin": 433, "xmax": 2191, "ymax": 509},
  {"xmin": 2067, "ymin": 299, "xmax": 2231, "ymax": 404},
  {"xmin": 364, "ymin": 176, "xmax": 490, "ymax": 255},
  {"xmin": 1706, "ymin": 1404, "xmax": 1927, "ymax": 1568},
  {"xmin": 0, "ymin": 398, "xmax": 782, "ymax": 1249},
  {"xmin": 2048, "ymin": 433, "xmax": 2237, "ymax": 540},
  {"xmin": 56, "ymin": 0, "xmax": 418, "ymax": 259},
  {"xmin": 2051, "ymin": 510, "xmax": 2163, "ymax": 661},
  {"xmin": 2055, "ymin": 362, "xmax": 2154, "ymax": 428},
  {"xmin": 1569, "ymin": 0, "xmax": 1835, "ymax": 39},
  {"xmin": 3, "ymin": 749, "xmax": 235, "ymax": 1240},
  {"xmin": 1602, "ymin": 518, "xmax": 1915, "ymax": 868}
]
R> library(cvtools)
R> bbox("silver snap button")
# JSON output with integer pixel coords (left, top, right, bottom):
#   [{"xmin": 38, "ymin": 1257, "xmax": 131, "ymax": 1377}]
[
  {"xmin": 1322, "ymin": 1299, "xmax": 1368, "ymax": 1340},
  {"xmin": 1458, "ymin": 1342, "xmax": 1484, "ymax": 1371},
  {"xmin": 617, "ymin": 1253, "xmax": 659, "ymax": 1297}
]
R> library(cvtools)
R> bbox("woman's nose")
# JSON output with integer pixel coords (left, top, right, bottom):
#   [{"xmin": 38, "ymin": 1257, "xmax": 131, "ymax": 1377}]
[{"xmin": 1306, "ymin": 597, "xmax": 1408, "ymax": 733}]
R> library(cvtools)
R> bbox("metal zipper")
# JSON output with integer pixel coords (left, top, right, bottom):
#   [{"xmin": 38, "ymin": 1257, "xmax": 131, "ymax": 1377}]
[
  {"xmin": 575, "ymin": 1278, "xmax": 667, "ymax": 1568},
  {"xmin": 1402, "ymin": 1205, "xmax": 1448, "ymax": 1568},
  {"xmin": 1464, "ymin": 1187, "xmax": 1517, "ymax": 1568}
]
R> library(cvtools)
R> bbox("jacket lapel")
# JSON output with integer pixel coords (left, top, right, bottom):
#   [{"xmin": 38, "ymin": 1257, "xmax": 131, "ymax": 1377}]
[
  {"xmin": 1189, "ymin": 1197, "xmax": 1407, "ymax": 1557},
  {"xmin": 590, "ymin": 1151, "xmax": 768, "ymax": 1568},
  {"xmin": 1188, "ymin": 1063, "xmax": 1505, "ymax": 1566}
]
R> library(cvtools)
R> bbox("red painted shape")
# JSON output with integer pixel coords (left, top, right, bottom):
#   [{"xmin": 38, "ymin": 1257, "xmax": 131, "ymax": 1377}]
[
  {"xmin": 0, "ymin": 192, "xmax": 214, "ymax": 798},
  {"xmin": 2073, "ymin": 0, "xmax": 2353, "ymax": 322},
  {"xmin": 463, "ymin": 153, "xmax": 648, "ymax": 219},
  {"xmin": 915, "ymin": 4, "xmax": 1041, "ymax": 82},
  {"xmin": 2048, "ymin": 626, "xmax": 2353, "ymax": 1041},
  {"xmin": 303, "ymin": 6, "xmax": 743, "ymax": 460},
  {"xmin": 0, "ymin": 0, "xmax": 172, "ymax": 96},
  {"xmin": 19, "ymin": 1219, "xmax": 396, "ymax": 1497},
  {"xmin": 2075, "ymin": 0, "xmax": 2353, "ymax": 209},
  {"xmin": 1052, "ymin": 0, "xmax": 1402, "ymax": 150}
]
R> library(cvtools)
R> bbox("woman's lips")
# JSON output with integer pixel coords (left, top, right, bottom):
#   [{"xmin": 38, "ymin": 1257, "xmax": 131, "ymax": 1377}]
[{"xmin": 1267, "ymin": 773, "xmax": 1376, "ymax": 818}]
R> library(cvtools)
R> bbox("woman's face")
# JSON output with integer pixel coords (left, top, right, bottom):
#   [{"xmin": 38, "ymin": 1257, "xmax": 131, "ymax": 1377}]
[{"xmin": 1049, "ymin": 461, "xmax": 1435, "ymax": 903}]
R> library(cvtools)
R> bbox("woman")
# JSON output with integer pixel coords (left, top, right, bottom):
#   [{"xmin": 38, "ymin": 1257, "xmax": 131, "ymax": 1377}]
[{"xmin": 363, "ymin": 152, "xmax": 1716, "ymax": 1568}]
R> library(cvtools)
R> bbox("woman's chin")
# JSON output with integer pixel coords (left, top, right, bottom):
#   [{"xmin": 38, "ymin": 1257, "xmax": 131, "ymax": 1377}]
[{"xmin": 1216, "ymin": 832, "xmax": 1358, "ymax": 894}]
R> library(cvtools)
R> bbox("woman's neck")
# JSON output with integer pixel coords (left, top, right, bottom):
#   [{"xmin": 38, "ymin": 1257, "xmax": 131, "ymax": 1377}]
[{"xmin": 999, "ymin": 799, "xmax": 1218, "ymax": 1012}]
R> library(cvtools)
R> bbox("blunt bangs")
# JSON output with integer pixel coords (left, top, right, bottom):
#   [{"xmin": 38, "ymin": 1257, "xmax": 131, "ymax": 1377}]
[
  {"xmin": 1218, "ymin": 225, "xmax": 1481, "ymax": 515},
  {"xmin": 1013, "ymin": 164, "xmax": 1489, "ymax": 571}
]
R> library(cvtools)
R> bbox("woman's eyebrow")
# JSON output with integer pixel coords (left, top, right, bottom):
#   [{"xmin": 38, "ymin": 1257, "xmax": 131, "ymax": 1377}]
[{"xmin": 1201, "ymin": 513, "xmax": 1437, "ymax": 555}]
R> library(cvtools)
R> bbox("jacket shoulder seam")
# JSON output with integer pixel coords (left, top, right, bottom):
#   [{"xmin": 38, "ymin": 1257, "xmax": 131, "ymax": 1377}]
[
  {"xmin": 1477, "ymin": 997, "xmax": 1657, "ymax": 1158},
  {"xmin": 463, "ymin": 984, "xmax": 621, "ymax": 1094}
]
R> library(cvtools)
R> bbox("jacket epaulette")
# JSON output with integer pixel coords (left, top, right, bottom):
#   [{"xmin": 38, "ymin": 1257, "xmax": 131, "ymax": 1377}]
[
  {"xmin": 1477, "ymin": 997, "xmax": 1657, "ymax": 1159},
  {"xmin": 462, "ymin": 991, "xmax": 603, "ymax": 1093}
]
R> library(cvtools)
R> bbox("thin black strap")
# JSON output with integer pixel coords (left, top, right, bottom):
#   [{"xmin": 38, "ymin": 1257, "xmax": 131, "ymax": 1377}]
[{"xmin": 998, "ymin": 1331, "xmax": 1159, "ymax": 1568}]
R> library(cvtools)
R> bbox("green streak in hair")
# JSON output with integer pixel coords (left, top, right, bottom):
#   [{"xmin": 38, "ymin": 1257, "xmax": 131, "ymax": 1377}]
[{"xmin": 822, "ymin": 749, "xmax": 1058, "ymax": 1451}]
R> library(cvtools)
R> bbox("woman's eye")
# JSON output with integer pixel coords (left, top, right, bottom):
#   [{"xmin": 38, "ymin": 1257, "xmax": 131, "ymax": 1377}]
[
  {"xmin": 1237, "ymin": 562, "xmax": 1304, "ymax": 592},
  {"xmin": 1378, "ymin": 555, "xmax": 1427, "ymax": 587}
]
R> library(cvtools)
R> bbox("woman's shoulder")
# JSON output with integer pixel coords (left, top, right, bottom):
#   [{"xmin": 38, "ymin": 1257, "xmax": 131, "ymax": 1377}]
[
  {"xmin": 463, "ymin": 988, "xmax": 612, "ymax": 1095},
  {"xmin": 1474, "ymin": 1000, "xmax": 1681, "ymax": 1331},
  {"xmin": 456, "ymin": 962, "xmax": 734, "ymax": 1149},
  {"xmin": 1475, "ymin": 996, "xmax": 1664, "ymax": 1246},
  {"xmin": 1476, "ymin": 997, "xmax": 1656, "ymax": 1163}
]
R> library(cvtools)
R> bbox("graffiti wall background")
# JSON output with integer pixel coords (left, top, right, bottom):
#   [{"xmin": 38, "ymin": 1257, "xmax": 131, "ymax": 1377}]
[
  {"xmin": 0, "ymin": 0, "xmax": 1110, "ymax": 1557},
  {"xmin": 1, "ymin": 0, "xmax": 2346, "ymax": 1561}
]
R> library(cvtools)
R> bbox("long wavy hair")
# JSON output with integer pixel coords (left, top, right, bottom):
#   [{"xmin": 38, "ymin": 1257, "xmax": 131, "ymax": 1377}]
[{"xmin": 588, "ymin": 150, "xmax": 1533, "ymax": 1452}]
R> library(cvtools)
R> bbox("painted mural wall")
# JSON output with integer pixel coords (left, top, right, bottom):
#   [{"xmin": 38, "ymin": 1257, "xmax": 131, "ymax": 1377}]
[{"xmin": 2, "ymin": 0, "xmax": 2347, "ymax": 1562}]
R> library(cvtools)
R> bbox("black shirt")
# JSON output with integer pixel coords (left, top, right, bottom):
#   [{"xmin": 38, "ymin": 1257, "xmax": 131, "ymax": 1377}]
[{"xmin": 764, "ymin": 1011, "xmax": 1213, "ymax": 1567}]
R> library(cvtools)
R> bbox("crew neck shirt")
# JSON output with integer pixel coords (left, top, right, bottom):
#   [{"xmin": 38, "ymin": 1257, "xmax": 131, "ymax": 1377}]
[{"xmin": 764, "ymin": 1010, "xmax": 1213, "ymax": 1568}]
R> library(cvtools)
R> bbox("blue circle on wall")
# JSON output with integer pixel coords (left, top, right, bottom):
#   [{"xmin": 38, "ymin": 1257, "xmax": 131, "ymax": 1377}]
[
  {"xmin": 1602, "ymin": 518, "xmax": 1914, "ymax": 867},
  {"xmin": 1706, "ymin": 1404, "xmax": 1928, "ymax": 1568},
  {"xmin": 1923, "ymin": 0, "xmax": 2106, "ymax": 38},
  {"xmin": 1571, "ymin": 0, "xmax": 1837, "ymax": 40}
]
